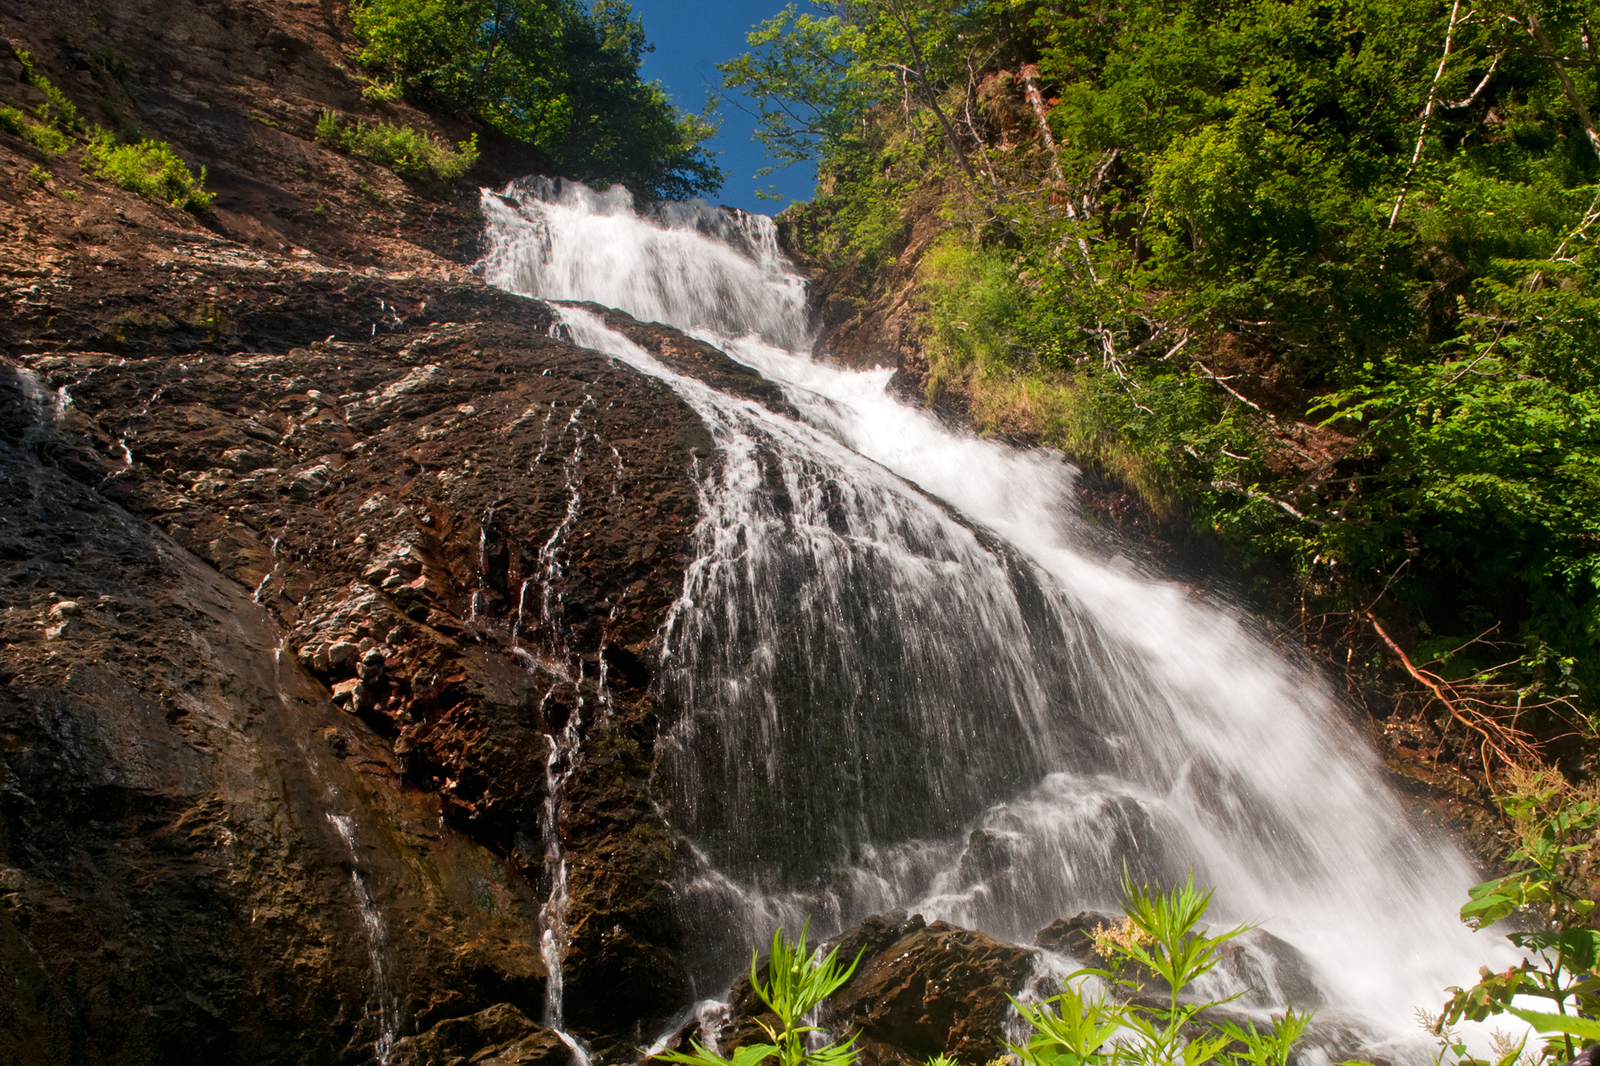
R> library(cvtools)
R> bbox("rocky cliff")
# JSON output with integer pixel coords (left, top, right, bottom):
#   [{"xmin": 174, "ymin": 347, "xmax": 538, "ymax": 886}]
[{"xmin": 0, "ymin": 1, "xmax": 734, "ymax": 1061}]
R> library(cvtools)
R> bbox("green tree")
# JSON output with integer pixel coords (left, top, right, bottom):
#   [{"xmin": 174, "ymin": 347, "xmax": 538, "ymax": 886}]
[{"xmin": 351, "ymin": 0, "xmax": 721, "ymax": 199}]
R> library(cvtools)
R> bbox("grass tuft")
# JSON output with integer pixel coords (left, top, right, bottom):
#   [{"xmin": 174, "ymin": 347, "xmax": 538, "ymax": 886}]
[
  {"xmin": 0, "ymin": 105, "xmax": 71, "ymax": 155},
  {"xmin": 314, "ymin": 110, "xmax": 477, "ymax": 182}
]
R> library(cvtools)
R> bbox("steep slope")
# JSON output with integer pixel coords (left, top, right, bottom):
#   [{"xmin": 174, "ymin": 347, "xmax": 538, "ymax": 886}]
[{"xmin": 0, "ymin": 1, "xmax": 730, "ymax": 1060}]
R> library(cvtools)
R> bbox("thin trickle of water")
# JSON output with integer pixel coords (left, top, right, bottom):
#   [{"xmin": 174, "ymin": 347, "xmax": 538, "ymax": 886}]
[
  {"xmin": 8, "ymin": 366, "xmax": 74, "ymax": 448},
  {"xmin": 252, "ymin": 537, "xmax": 281, "ymax": 603},
  {"xmin": 539, "ymin": 720, "xmax": 580, "ymax": 1031},
  {"xmin": 327, "ymin": 810, "xmax": 402, "ymax": 1064},
  {"xmin": 512, "ymin": 391, "xmax": 598, "ymax": 1061},
  {"xmin": 513, "ymin": 577, "xmax": 535, "ymax": 649},
  {"xmin": 481, "ymin": 180, "xmax": 1518, "ymax": 1058},
  {"xmin": 470, "ymin": 509, "xmax": 494, "ymax": 623}
]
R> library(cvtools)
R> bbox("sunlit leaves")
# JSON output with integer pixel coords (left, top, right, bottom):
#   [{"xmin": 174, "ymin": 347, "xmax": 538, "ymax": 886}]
[{"xmin": 349, "ymin": 0, "xmax": 722, "ymax": 199}]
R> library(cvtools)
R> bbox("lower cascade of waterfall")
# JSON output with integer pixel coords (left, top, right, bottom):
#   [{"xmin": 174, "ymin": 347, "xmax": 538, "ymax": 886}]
[{"xmin": 480, "ymin": 177, "xmax": 1517, "ymax": 1058}]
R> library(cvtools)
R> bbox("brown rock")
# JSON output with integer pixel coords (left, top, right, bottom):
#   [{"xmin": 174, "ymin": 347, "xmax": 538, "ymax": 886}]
[
  {"xmin": 389, "ymin": 1004, "xmax": 574, "ymax": 1066},
  {"xmin": 0, "ymin": 0, "xmax": 830, "ymax": 1056},
  {"xmin": 1035, "ymin": 910, "xmax": 1120, "ymax": 966},
  {"xmin": 823, "ymin": 918, "xmax": 1036, "ymax": 1064}
]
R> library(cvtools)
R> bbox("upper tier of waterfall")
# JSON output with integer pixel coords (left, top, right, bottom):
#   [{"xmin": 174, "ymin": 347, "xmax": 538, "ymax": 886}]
[{"xmin": 479, "ymin": 177, "xmax": 1516, "ymax": 1058}]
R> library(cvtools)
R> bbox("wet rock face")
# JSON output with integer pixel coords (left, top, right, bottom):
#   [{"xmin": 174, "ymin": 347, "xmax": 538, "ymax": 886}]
[
  {"xmin": 1035, "ymin": 910, "xmax": 1120, "ymax": 965},
  {"xmin": 390, "ymin": 1004, "xmax": 576, "ymax": 1066},
  {"xmin": 0, "ymin": 273, "xmax": 712, "ymax": 1060}
]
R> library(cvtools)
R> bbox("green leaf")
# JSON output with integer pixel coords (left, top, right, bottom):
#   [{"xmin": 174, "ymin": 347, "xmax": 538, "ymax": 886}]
[{"xmin": 1504, "ymin": 1007, "xmax": 1600, "ymax": 1040}]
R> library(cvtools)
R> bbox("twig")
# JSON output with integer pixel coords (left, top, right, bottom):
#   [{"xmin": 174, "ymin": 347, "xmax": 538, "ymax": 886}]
[{"xmin": 1366, "ymin": 612, "xmax": 1540, "ymax": 780}]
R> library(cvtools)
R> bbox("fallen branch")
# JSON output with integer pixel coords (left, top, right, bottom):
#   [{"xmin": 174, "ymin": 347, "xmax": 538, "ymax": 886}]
[{"xmin": 1020, "ymin": 63, "xmax": 1063, "ymax": 183}]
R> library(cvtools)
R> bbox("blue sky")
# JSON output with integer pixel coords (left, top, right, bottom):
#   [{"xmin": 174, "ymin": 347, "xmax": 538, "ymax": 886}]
[{"xmin": 627, "ymin": 0, "xmax": 822, "ymax": 213}]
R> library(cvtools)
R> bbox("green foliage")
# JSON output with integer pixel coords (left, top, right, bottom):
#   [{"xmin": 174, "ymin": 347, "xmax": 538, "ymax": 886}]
[
  {"xmin": 658, "ymin": 922, "xmax": 862, "ymax": 1066},
  {"xmin": 360, "ymin": 79, "xmax": 404, "ymax": 103},
  {"xmin": 5, "ymin": 52, "xmax": 209, "ymax": 211},
  {"xmin": 349, "ymin": 0, "xmax": 720, "ymax": 199},
  {"xmin": 4, "ymin": 53, "xmax": 76, "ymax": 155},
  {"xmin": 920, "ymin": 234, "xmax": 1027, "ymax": 368},
  {"xmin": 82, "ymin": 128, "xmax": 214, "ymax": 211},
  {"xmin": 718, "ymin": 6, "xmax": 878, "ymax": 174},
  {"xmin": 1438, "ymin": 766, "xmax": 1600, "ymax": 1064},
  {"xmin": 314, "ymin": 110, "xmax": 478, "ymax": 181},
  {"xmin": 16, "ymin": 49, "xmax": 81, "ymax": 131},
  {"xmin": 1012, "ymin": 873, "xmax": 1311, "ymax": 1066},
  {"xmin": 0, "ymin": 104, "xmax": 69, "ymax": 155},
  {"xmin": 736, "ymin": 0, "xmax": 1600, "ymax": 711}
]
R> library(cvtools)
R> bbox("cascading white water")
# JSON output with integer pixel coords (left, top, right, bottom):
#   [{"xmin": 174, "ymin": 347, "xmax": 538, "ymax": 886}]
[{"xmin": 479, "ymin": 177, "xmax": 1517, "ymax": 1056}]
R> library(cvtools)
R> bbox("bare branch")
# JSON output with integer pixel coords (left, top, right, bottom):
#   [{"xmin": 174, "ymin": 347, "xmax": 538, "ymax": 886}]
[
  {"xmin": 1367, "ymin": 612, "xmax": 1541, "ymax": 780},
  {"xmin": 1440, "ymin": 52, "xmax": 1500, "ymax": 108},
  {"xmin": 884, "ymin": 0, "xmax": 977, "ymax": 180},
  {"xmin": 1390, "ymin": 0, "xmax": 1463, "ymax": 229},
  {"xmin": 1525, "ymin": 9, "xmax": 1600, "ymax": 162}
]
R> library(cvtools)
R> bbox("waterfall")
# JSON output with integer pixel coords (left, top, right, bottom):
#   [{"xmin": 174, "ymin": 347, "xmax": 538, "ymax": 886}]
[{"xmin": 479, "ymin": 178, "xmax": 1516, "ymax": 1055}]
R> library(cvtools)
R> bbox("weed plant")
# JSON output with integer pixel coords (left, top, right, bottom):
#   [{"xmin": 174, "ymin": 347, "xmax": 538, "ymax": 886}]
[
  {"xmin": 659, "ymin": 922, "xmax": 861, "ymax": 1066},
  {"xmin": 314, "ymin": 110, "xmax": 477, "ymax": 182},
  {"xmin": 1012, "ymin": 874, "xmax": 1310, "ymax": 1066}
]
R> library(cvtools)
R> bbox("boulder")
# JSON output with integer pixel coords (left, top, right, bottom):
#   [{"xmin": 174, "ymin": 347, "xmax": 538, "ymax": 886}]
[
  {"xmin": 1215, "ymin": 930, "xmax": 1323, "ymax": 1010},
  {"xmin": 823, "ymin": 915, "xmax": 1036, "ymax": 1065},
  {"xmin": 1036, "ymin": 913, "xmax": 1322, "ymax": 1010},
  {"xmin": 1035, "ymin": 910, "xmax": 1120, "ymax": 966}
]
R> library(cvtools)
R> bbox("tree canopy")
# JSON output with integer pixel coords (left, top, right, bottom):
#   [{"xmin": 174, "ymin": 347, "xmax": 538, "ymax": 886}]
[{"xmin": 351, "ymin": 0, "xmax": 722, "ymax": 200}]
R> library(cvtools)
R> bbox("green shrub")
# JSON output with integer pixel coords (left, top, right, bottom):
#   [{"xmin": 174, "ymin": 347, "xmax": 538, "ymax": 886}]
[
  {"xmin": 0, "ymin": 105, "xmax": 70, "ymax": 155},
  {"xmin": 360, "ymin": 79, "xmax": 403, "ymax": 103},
  {"xmin": 314, "ymin": 110, "xmax": 477, "ymax": 182},
  {"xmin": 82, "ymin": 128, "xmax": 214, "ymax": 211},
  {"xmin": 349, "ymin": 0, "xmax": 719, "ymax": 199}
]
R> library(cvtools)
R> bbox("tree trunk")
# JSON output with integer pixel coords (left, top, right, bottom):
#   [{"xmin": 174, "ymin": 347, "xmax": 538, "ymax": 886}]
[
  {"xmin": 886, "ymin": 0, "xmax": 978, "ymax": 180},
  {"xmin": 1526, "ymin": 9, "xmax": 1600, "ymax": 162},
  {"xmin": 1020, "ymin": 63, "xmax": 1064, "ymax": 182}
]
